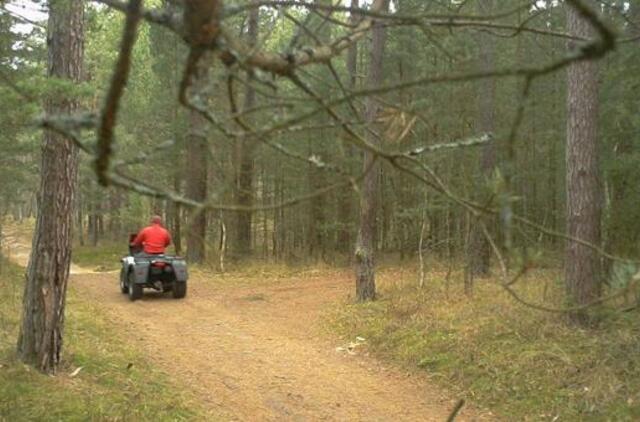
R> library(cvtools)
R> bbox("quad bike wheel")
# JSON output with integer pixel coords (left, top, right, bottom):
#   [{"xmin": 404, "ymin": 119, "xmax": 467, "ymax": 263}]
[
  {"xmin": 119, "ymin": 268, "xmax": 129, "ymax": 294},
  {"xmin": 128, "ymin": 270, "xmax": 143, "ymax": 301},
  {"xmin": 172, "ymin": 281, "xmax": 187, "ymax": 299}
]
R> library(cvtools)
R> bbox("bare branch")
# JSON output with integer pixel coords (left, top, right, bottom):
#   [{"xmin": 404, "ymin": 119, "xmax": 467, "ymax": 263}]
[
  {"xmin": 218, "ymin": 0, "xmax": 388, "ymax": 76},
  {"xmin": 95, "ymin": 0, "xmax": 142, "ymax": 186},
  {"xmin": 93, "ymin": 0, "xmax": 179, "ymax": 32}
]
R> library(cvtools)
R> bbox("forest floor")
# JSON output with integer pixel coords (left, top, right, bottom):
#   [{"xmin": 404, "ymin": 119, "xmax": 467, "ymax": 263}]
[{"xmin": 1, "ymin": 225, "xmax": 489, "ymax": 421}]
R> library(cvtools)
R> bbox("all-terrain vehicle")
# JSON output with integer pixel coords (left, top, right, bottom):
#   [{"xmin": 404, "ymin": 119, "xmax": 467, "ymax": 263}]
[{"xmin": 119, "ymin": 234, "xmax": 188, "ymax": 301}]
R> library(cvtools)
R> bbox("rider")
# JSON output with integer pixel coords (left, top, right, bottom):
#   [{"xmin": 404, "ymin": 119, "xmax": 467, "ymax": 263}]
[{"xmin": 131, "ymin": 215, "xmax": 172, "ymax": 255}]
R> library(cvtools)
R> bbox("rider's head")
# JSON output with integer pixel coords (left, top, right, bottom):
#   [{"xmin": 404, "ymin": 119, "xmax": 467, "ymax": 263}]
[{"xmin": 151, "ymin": 215, "xmax": 162, "ymax": 225}]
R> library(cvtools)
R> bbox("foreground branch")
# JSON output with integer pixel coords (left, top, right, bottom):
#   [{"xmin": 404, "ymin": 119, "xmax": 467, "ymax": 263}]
[{"xmin": 95, "ymin": 0, "xmax": 142, "ymax": 186}]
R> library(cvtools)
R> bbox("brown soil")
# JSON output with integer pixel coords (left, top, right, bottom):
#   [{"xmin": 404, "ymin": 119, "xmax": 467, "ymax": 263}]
[{"xmin": 3, "ymin": 227, "xmax": 490, "ymax": 421}]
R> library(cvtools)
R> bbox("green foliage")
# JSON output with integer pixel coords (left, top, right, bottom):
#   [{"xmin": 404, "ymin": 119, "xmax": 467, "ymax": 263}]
[
  {"xmin": 0, "ymin": 10, "xmax": 43, "ymax": 214},
  {"xmin": 609, "ymin": 261, "xmax": 639, "ymax": 292}
]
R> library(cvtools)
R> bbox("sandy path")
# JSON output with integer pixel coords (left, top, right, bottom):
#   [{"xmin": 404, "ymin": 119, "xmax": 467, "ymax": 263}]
[
  {"xmin": 75, "ymin": 273, "xmax": 488, "ymax": 421},
  {"xmin": 3, "ymin": 226, "xmax": 488, "ymax": 421}
]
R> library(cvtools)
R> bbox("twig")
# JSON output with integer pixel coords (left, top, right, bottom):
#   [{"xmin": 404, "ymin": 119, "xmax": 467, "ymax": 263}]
[{"xmin": 446, "ymin": 399, "xmax": 465, "ymax": 422}]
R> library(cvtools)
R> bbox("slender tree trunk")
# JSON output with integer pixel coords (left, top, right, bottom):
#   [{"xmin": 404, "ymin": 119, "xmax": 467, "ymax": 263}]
[
  {"xmin": 172, "ymin": 174, "xmax": 182, "ymax": 255},
  {"xmin": 97, "ymin": 212, "xmax": 104, "ymax": 238},
  {"xmin": 185, "ymin": 56, "xmax": 210, "ymax": 264},
  {"xmin": 234, "ymin": 4, "xmax": 259, "ymax": 258},
  {"xmin": 308, "ymin": 139, "xmax": 326, "ymax": 261},
  {"xmin": 466, "ymin": 0, "xmax": 496, "ymax": 290},
  {"xmin": 418, "ymin": 208, "xmax": 427, "ymax": 288},
  {"xmin": 76, "ymin": 197, "xmax": 84, "ymax": 247},
  {"xmin": 354, "ymin": 0, "xmax": 389, "ymax": 302},
  {"xmin": 305, "ymin": 0, "xmax": 333, "ymax": 262},
  {"xmin": 17, "ymin": 0, "xmax": 84, "ymax": 373},
  {"xmin": 606, "ymin": 3, "xmax": 639, "ymax": 257},
  {"xmin": 337, "ymin": 0, "xmax": 359, "ymax": 255},
  {"xmin": 565, "ymin": 0, "xmax": 602, "ymax": 325},
  {"xmin": 91, "ymin": 202, "xmax": 99, "ymax": 247},
  {"xmin": 219, "ymin": 219, "xmax": 226, "ymax": 272}
]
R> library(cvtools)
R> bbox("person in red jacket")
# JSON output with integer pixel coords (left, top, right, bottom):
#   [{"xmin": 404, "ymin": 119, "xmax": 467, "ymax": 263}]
[{"xmin": 131, "ymin": 215, "xmax": 172, "ymax": 255}]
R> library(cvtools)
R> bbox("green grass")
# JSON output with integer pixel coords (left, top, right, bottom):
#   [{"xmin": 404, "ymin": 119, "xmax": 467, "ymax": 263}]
[
  {"xmin": 0, "ymin": 257, "xmax": 210, "ymax": 421},
  {"xmin": 71, "ymin": 241, "xmax": 125, "ymax": 271},
  {"xmin": 329, "ymin": 264, "xmax": 640, "ymax": 421}
]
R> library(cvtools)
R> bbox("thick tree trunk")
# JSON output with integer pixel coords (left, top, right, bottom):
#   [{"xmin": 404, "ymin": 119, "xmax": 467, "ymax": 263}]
[
  {"xmin": 233, "ymin": 5, "xmax": 259, "ymax": 259},
  {"xmin": 17, "ymin": 0, "xmax": 84, "ymax": 373},
  {"xmin": 185, "ymin": 56, "xmax": 210, "ymax": 264},
  {"xmin": 466, "ymin": 0, "xmax": 496, "ymax": 290},
  {"xmin": 565, "ymin": 0, "xmax": 602, "ymax": 325},
  {"xmin": 354, "ymin": 0, "xmax": 389, "ymax": 302}
]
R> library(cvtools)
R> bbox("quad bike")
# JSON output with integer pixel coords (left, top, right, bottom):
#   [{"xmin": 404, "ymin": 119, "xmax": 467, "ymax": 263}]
[{"xmin": 119, "ymin": 234, "xmax": 188, "ymax": 301}]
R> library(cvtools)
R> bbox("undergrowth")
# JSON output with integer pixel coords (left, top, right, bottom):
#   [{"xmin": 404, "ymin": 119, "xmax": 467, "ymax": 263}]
[
  {"xmin": 72, "ymin": 241, "xmax": 128, "ymax": 271},
  {"xmin": 0, "ymin": 256, "xmax": 208, "ymax": 421},
  {"xmin": 330, "ymin": 264, "xmax": 640, "ymax": 421}
]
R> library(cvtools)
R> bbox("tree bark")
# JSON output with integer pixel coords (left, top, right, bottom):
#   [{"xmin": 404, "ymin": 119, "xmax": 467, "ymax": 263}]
[
  {"xmin": 233, "ymin": 4, "xmax": 259, "ymax": 258},
  {"xmin": 17, "ymin": 0, "xmax": 84, "ymax": 373},
  {"xmin": 336, "ymin": 0, "xmax": 359, "ymax": 255},
  {"xmin": 565, "ymin": 0, "xmax": 602, "ymax": 325},
  {"xmin": 185, "ymin": 56, "xmax": 210, "ymax": 264},
  {"xmin": 354, "ymin": 0, "xmax": 389, "ymax": 302},
  {"xmin": 171, "ymin": 174, "xmax": 183, "ymax": 255}
]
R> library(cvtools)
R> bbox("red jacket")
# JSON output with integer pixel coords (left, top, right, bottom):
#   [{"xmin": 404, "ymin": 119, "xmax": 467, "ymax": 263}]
[{"xmin": 132, "ymin": 223, "xmax": 171, "ymax": 254}]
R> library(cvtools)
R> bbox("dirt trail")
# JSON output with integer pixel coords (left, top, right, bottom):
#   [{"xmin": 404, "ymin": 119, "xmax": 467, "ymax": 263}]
[
  {"xmin": 3, "ymin": 227, "xmax": 487, "ymax": 421},
  {"xmin": 2, "ymin": 227, "xmax": 98, "ymax": 276}
]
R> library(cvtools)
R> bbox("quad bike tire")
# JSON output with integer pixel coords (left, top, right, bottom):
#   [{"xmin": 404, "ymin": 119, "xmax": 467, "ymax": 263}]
[
  {"xmin": 172, "ymin": 281, "xmax": 187, "ymax": 299},
  {"xmin": 119, "ymin": 268, "xmax": 129, "ymax": 294},
  {"xmin": 128, "ymin": 270, "xmax": 143, "ymax": 301}
]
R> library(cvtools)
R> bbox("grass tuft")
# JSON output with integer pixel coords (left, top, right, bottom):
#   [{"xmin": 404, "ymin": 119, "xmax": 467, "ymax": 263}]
[{"xmin": 71, "ymin": 241, "xmax": 125, "ymax": 271}]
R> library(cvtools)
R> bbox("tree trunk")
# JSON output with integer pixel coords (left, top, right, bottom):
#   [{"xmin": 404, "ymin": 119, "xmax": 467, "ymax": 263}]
[
  {"xmin": 354, "ymin": 0, "xmax": 389, "ymax": 302},
  {"xmin": 605, "ymin": 3, "xmax": 639, "ymax": 257},
  {"xmin": 91, "ymin": 202, "xmax": 99, "ymax": 247},
  {"xmin": 171, "ymin": 174, "xmax": 182, "ymax": 255},
  {"xmin": 76, "ymin": 197, "xmax": 84, "ymax": 247},
  {"xmin": 185, "ymin": 56, "xmax": 210, "ymax": 264},
  {"xmin": 466, "ymin": 0, "xmax": 496, "ymax": 289},
  {"xmin": 337, "ymin": 0, "xmax": 359, "ymax": 255},
  {"xmin": 308, "ymin": 139, "xmax": 326, "ymax": 261},
  {"xmin": 233, "ymin": 4, "xmax": 259, "ymax": 259},
  {"xmin": 565, "ymin": 0, "xmax": 602, "ymax": 325},
  {"xmin": 17, "ymin": 0, "xmax": 84, "ymax": 373}
]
